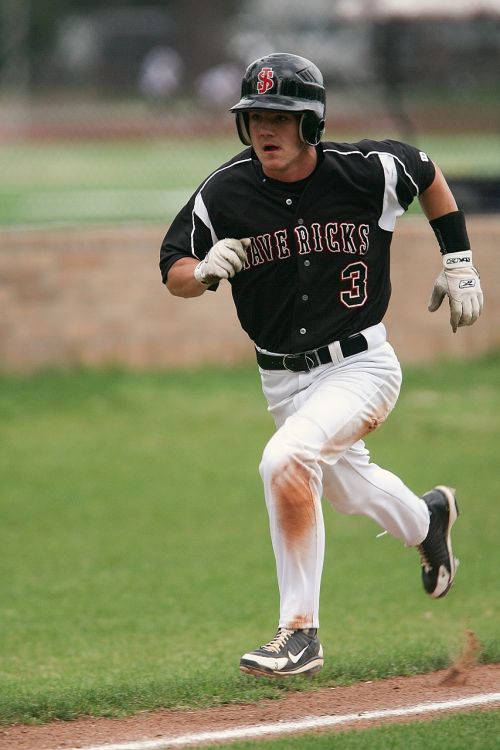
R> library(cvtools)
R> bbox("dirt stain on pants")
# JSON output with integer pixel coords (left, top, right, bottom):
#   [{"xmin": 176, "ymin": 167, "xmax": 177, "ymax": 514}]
[
  {"xmin": 320, "ymin": 414, "xmax": 386, "ymax": 461},
  {"xmin": 271, "ymin": 457, "xmax": 316, "ymax": 549}
]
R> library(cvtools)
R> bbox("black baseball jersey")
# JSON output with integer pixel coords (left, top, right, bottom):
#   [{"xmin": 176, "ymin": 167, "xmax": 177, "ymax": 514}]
[{"xmin": 160, "ymin": 139, "xmax": 435, "ymax": 353}]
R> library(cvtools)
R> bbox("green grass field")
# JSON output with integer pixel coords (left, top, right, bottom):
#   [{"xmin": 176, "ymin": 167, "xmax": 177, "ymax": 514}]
[
  {"xmin": 0, "ymin": 354, "xmax": 499, "ymax": 726},
  {"xmin": 1, "ymin": 132, "xmax": 499, "ymax": 226},
  {"xmin": 222, "ymin": 711, "xmax": 500, "ymax": 749}
]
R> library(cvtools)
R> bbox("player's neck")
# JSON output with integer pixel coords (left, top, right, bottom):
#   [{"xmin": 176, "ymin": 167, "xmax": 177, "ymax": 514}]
[{"xmin": 261, "ymin": 145, "xmax": 318, "ymax": 183}]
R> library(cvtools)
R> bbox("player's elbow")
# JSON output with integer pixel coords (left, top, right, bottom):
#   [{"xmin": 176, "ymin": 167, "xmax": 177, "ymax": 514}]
[{"xmin": 164, "ymin": 274, "xmax": 206, "ymax": 298}]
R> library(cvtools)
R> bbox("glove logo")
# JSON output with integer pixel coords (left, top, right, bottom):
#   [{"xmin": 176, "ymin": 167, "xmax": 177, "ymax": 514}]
[
  {"xmin": 257, "ymin": 67, "xmax": 274, "ymax": 94},
  {"xmin": 459, "ymin": 279, "xmax": 476, "ymax": 288},
  {"xmin": 445, "ymin": 255, "xmax": 471, "ymax": 266}
]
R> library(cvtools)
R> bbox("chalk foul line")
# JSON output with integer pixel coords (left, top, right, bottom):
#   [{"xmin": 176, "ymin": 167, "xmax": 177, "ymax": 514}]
[{"xmin": 62, "ymin": 691, "xmax": 500, "ymax": 750}]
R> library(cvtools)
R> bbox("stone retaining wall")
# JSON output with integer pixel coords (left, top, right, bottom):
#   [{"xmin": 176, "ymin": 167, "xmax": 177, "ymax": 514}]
[{"xmin": 0, "ymin": 217, "xmax": 498, "ymax": 372}]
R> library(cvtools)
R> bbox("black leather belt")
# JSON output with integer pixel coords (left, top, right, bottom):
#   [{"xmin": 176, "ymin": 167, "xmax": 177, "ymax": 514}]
[{"xmin": 255, "ymin": 333, "xmax": 368, "ymax": 373}]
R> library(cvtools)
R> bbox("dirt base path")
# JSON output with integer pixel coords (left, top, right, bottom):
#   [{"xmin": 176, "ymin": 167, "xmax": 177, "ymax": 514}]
[{"xmin": 2, "ymin": 661, "xmax": 499, "ymax": 750}]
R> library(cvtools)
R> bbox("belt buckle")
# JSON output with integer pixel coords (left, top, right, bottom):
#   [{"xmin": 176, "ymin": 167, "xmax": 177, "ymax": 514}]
[{"xmin": 283, "ymin": 352, "xmax": 316, "ymax": 372}]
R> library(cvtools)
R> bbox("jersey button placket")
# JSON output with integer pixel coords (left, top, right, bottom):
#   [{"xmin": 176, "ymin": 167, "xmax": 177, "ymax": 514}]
[
  {"xmin": 294, "ymin": 208, "xmax": 312, "ymax": 349},
  {"xmin": 300, "ymin": 228, "xmax": 310, "ymax": 340}
]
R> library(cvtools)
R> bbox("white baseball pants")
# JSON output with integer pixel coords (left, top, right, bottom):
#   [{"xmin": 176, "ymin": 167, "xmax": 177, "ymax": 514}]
[{"xmin": 257, "ymin": 323, "xmax": 430, "ymax": 630}]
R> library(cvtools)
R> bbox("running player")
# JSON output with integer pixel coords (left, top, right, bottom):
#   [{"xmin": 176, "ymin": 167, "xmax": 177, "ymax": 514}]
[{"xmin": 159, "ymin": 53, "xmax": 483, "ymax": 678}]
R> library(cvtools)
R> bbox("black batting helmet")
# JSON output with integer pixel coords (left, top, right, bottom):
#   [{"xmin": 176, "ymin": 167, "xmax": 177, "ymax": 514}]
[{"xmin": 230, "ymin": 52, "xmax": 326, "ymax": 147}]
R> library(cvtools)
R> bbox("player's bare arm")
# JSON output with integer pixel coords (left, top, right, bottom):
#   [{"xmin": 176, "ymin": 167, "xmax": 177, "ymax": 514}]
[
  {"xmin": 418, "ymin": 164, "xmax": 458, "ymax": 219},
  {"xmin": 166, "ymin": 257, "xmax": 207, "ymax": 298},
  {"xmin": 166, "ymin": 238, "xmax": 250, "ymax": 298}
]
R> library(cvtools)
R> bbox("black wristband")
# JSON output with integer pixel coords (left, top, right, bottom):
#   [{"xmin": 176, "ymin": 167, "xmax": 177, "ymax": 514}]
[{"xmin": 429, "ymin": 210, "xmax": 470, "ymax": 255}]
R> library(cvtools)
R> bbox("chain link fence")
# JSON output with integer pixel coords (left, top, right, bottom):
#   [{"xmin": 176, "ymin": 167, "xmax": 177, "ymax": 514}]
[{"xmin": 1, "ymin": 0, "xmax": 499, "ymax": 227}]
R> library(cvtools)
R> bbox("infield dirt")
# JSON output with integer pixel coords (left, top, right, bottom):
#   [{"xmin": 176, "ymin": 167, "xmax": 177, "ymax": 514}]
[{"xmin": 2, "ymin": 661, "xmax": 499, "ymax": 750}]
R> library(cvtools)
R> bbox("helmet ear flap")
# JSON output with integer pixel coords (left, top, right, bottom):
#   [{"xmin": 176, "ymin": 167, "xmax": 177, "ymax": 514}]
[
  {"xmin": 236, "ymin": 112, "xmax": 251, "ymax": 146},
  {"xmin": 299, "ymin": 112, "xmax": 325, "ymax": 146}
]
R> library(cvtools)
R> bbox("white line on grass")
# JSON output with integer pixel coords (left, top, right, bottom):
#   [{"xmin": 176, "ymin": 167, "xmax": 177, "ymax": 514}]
[{"xmin": 60, "ymin": 692, "xmax": 500, "ymax": 750}]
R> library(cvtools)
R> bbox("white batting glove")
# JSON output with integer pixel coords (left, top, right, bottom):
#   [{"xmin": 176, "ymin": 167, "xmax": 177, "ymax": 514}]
[
  {"xmin": 194, "ymin": 238, "xmax": 250, "ymax": 286},
  {"xmin": 428, "ymin": 251, "xmax": 483, "ymax": 333}
]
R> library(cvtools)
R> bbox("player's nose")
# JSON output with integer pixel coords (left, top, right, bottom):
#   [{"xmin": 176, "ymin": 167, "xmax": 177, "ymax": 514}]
[{"xmin": 257, "ymin": 117, "xmax": 275, "ymax": 135}]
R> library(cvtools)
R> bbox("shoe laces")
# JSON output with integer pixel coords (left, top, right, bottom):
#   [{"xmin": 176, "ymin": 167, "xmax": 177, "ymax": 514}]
[{"xmin": 261, "ymin": 628, "xmax": 294, "ymax": 653}]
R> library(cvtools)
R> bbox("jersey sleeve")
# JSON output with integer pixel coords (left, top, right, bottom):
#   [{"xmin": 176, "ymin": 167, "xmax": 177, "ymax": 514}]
[
  {"xmin": 379, "ymin": 139, "xmax": 436, "ymax": 208},
  {"xmin": 355, "ymin": 138, "xmax": 436, "ymax": 232},
  {"xmin": 160, "ymin": 148, "xmax": 253, "ymax": 284},
  {"xmin": 159, "ymin": 190, "xmax": 214, "ymax": 283}
]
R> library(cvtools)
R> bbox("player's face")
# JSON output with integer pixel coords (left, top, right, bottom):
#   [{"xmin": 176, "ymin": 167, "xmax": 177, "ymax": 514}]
[{"xmin": 248, "ymin": 110, "xmax": 317, "ymax": 182}]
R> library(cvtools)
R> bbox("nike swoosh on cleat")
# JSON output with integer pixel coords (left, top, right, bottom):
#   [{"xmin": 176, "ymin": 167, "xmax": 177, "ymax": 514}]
[{"xmin": 288, "ymin": 645, "xmax": 309, "ymax": 664}]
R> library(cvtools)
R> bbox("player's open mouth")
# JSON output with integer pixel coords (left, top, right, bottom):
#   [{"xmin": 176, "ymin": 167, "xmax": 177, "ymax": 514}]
[{"xmin": 263, "ymin": 145, "xmax": 279, "ymax": 152}]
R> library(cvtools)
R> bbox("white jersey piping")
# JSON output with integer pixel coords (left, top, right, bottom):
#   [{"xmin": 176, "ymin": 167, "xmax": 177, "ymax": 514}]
[
  {"xmin": 190, "ymin": 157, "xmax": 253, "ymax": 258},
  {"xmin": 323, "ymin": 148, "xmax": 420, "ymax": 232}
]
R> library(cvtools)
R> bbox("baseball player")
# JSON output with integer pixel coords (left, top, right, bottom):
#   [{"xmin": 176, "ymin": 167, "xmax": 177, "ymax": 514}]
[{"xmin": 159, "ymin": 53, "xmax": 483, "ymax": 678}]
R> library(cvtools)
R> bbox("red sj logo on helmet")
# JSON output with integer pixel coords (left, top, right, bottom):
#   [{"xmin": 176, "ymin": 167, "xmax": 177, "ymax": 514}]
[{"xmin": 256, "ymin": 67, "xmax": 274, "ymax": 94}]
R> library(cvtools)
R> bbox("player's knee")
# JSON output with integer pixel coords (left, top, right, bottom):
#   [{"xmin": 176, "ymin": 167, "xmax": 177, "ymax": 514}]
[
  {"xmin": 259, "ymin": 436, "xmax": 285, "ymax": 481},
  {"xmin": 259, "ymin": 432, "xmax": 300, "ymax": 482}
]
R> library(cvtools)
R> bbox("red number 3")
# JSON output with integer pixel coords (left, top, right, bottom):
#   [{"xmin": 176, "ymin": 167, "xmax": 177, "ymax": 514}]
[{"xmin": 340, "ymin": 261, "xmax": 368, "ymax": 308}]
